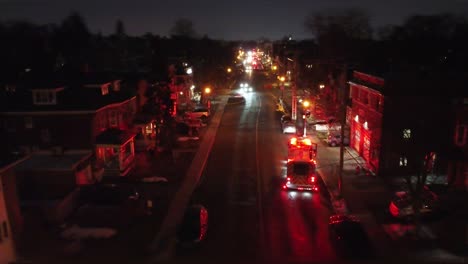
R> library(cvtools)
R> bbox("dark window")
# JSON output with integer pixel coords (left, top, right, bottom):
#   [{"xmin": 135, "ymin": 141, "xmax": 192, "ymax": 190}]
[
  {"xmin": 293, "ymin": 163, "xmax": 310, "ymax": 175},
  {"xmin": 41, "ymin": 129, "xmax": 50, "ymax": 143}
]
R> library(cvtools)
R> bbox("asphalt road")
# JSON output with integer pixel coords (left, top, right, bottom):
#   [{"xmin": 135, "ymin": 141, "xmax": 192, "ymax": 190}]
[{"xmin": 170, "ymin": 73, "xmax": 337, "ymax": 264}]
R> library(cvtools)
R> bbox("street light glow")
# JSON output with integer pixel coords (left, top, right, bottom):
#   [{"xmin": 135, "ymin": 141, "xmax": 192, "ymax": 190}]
[
  {"xmin": 279, "ymin": 76, "xmax": 285, "ymax": 82},
  {"xmin": 204, "ymin": 87, "xmax": 211, "ymax": 94},
  {"xmin": 186, "ymin": 67, "xmax": 193, "ymax": 74},
  {"xmin": 227, "ymin": 67, "xmax": 232, "ymax": 73},
  {"xmin": 319, "ymin": 84, "xmax": 325, "ymax": 89},
  {"xmin": 303, "ymin": 101, "xmax": 310, "ymax": 107}
]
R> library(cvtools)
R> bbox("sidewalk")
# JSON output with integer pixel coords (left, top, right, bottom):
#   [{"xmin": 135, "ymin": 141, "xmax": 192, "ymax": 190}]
[{"xmin": 313, "ymin": 140, "xmax": 395, "ymax": 257}]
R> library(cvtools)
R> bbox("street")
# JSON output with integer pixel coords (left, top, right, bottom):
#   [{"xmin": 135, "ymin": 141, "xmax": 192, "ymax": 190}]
[{"xmin": 169, "ymin": 74, "xmax": 337, "ymax": 264}]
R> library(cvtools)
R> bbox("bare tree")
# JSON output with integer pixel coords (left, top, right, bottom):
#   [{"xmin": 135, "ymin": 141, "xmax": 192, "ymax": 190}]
[
  {"xmin": 115, "ymin": 19, "xmax": 126, "ymax": 38},
  {"xmin": 401, "ymin": 123, "xmax": 443, "ymax": 236},
  {"xmin": 170, "ymin": 18, "xmax": 197, "ymax": 38},
  {"xmin": 304, "ymin": 8, "xmax": 372, "ymax": 40}
]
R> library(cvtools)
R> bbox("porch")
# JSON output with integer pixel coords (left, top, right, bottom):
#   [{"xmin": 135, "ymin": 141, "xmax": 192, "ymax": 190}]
[{"xmin": 95, "ymin": 128, "xmax": 136, "ymax": 177}]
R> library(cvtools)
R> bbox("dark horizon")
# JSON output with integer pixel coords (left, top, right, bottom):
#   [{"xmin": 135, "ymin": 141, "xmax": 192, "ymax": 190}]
[{"xmin": 1, "ymin": 0, "xmax": 468, "ymax": 40}]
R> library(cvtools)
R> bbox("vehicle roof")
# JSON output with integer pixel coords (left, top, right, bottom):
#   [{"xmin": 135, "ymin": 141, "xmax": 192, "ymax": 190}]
[{"xmin": 329, "ymin": 214, "xmax": 360, "ymax": 224}]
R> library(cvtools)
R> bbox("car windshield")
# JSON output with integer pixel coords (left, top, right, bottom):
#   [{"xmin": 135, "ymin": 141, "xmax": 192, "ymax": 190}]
[{"xmin": 292, "ymin": 163, "xmax": 310, "ymax": 175}]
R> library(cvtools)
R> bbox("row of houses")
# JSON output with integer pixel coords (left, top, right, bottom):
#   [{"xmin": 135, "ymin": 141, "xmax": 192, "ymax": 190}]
[
  {"xmin": 344, "ymin": 69, "xmax": 467, "ymax": 190},
  {"xmin": 0, "ymin": 68, "xmax": 195, "ymax": 263}
]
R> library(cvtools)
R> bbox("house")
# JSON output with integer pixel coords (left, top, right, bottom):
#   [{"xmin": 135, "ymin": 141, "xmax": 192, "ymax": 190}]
[
  {"xmin": 0, "ymin": 155, "xmax": 28, "ymax": 264},
  {"xmin": 0, "ymin": 76, "xmax": 137, "ymax": 177},
  {"xmin": 347, "ymin": 69, "xmax": 466, "ymax": 181}
]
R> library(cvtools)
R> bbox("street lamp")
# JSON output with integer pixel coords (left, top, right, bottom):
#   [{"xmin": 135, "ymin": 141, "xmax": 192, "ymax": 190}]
[
  {"xmin": 204, "ymin": 87, "xmax": 211, "ymax": 94},
  {"xmin": 279, "ymin": 76, "xmax": 285, "ymax": 82},
  {"xmin": 186, "ymin": 67, "xmax": 193, "ymax": 75},
  {"xmin": 227, "ymin": 67, "xmax": 232, "ymax": 73},
  {"xmin": 302, "ymin": 101, "xmax": 310, "ymax": 108},
  {"xmin": 272, "ymin": 65, "xmax": 278, "ymax": 71}
]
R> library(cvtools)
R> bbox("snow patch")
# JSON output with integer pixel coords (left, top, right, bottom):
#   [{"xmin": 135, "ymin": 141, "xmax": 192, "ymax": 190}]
[{"xmin": 61, "ymin": 225, "xmax": 117, "ymax": 240}]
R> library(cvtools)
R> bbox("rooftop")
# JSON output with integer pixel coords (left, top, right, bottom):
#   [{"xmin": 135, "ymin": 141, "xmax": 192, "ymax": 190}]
[
  {"xmin": 14, "ymin": 151, "xmax": 92, "ymax": 172},
  {"xmin": 96, "ymin": 128, "xmax": 136, "ymax": 145},
  {"xmin": 0, "ymin": 84, "xmax": 135, "ymax": 112}
]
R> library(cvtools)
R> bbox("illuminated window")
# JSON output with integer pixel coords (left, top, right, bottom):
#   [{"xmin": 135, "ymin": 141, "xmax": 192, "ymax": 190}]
[
  {"xmin": 399, "ymin": 156, "xmax": 407, "ymax": 167},
  {"xmin": 33, "ymin": 90, "xmax": 56, "ymax": 105},
  {"xmin": 24, "ymin": 117, "xmax": 33, "ymax": 129},
  {"xmin": 101, "ymin": 84, "xmax": 109, "ymax": 95},
  {"xmin": 145, "ymin": 124, "xmax": 153, "ymax": 134},
  {"xmin": 403, "ymin": 129, "xmax": 411, "ymax": 139}
]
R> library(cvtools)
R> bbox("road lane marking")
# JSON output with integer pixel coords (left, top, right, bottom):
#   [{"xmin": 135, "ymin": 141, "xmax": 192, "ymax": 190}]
[{"xmin": 255, "ymin": 94, "xmax": 266, "ymax": 255}]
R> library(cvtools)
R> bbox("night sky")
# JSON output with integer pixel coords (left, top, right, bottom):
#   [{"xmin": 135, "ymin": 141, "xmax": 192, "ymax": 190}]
[{"xmin": 1, "ymin": 0, "xmax": 468, "ymax": 40}]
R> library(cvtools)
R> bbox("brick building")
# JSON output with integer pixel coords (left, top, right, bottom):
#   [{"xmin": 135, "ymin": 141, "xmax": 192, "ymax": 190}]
[{"xmin": 347, "ymin": 69, "xmax": 465, "ymax": 183}]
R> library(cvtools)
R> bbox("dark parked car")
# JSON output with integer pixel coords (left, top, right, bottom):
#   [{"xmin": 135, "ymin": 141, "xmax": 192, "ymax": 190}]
[
  {"xmin": 282, "ymin": 121, "xmax": 297, "ymax": 134},
  {"xmin": 389, "ymin": 185, "xmax": 440, "ymax": 218},
  {"xmin": 79, "ymin": 183, "xmax": 140, "ymax": 206},
  {"xmin": 327, "ymin": 133, "xmax": 350, "ymax": 147},
  {"xmin": 70, "ymin": 184, "xmax": 142, "ymax": 228},
  {"xmin": 328, "ymin": 215, "xmax": 374, "ymax": 259}
]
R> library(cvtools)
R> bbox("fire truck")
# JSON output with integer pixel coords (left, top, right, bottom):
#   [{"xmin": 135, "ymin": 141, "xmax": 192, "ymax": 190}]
[{"xmin": 283, "ymin": 137, "xmax": 319, "ymax": 191}]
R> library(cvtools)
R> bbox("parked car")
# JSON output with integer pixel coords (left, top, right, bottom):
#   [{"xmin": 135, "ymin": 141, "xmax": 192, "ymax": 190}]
[
  {"xmin": 282, "ymin": 121, "xmax": 296, "ymax": 134},
  {"xmin": 177, "ymin": 204, "xmax": 209, "ymax": 247},
  {"xmin": 327, "ymin": 133, "xmax": 350, "ymax": 147},
  {"xmin": 71, "ymin": 184, "xmax": 142, "ymax": 228},
  {"xmin": 79, "ymin": 183, "xmax": 140, "ymax": 206},
  {"xmin": 389, "ymin": 186, "xmax": 440, "ymax": 218},
  {"xmin": 328, "ymin": 215, "xmax": 374, "ymax": 259},
  {"xmin": 186, "ymin": 107, "xmax": 210, "ymax": 122}
]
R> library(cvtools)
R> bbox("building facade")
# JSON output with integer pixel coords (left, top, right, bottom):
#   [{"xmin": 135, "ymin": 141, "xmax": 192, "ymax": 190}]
[
  {"xmin": 347, "ymin": 70, "xmax": 460, "ymax": 182},
  {"xmin": 0, "ymin": 80, "xmax": 137, "ymax": 177},
  {"xmin": 348, "ymin": 71, "xmax": 385, "ymax": 173}
]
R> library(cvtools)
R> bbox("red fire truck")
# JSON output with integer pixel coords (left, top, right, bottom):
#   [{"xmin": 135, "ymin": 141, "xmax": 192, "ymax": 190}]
[{"xmin": 283, "ymin": 137, "xmax": 319, "ymax": 191}]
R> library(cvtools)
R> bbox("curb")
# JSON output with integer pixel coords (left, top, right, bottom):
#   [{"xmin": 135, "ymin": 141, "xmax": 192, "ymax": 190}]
[
  {"xmin": 316, "ymin": 169, "xmax": 350, "ymax": 215},
  {"xmin": 147, "ymin": 95, "xmax": 228, "ymax": 259}
]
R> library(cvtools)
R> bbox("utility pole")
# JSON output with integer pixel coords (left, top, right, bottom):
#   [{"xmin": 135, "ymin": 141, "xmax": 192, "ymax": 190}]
[
  {"xmin": 338, "ymin": 64, "xmax": 347, "ymax": 197},
  {"xmin": 291, "ymin": 54, "xmax": 299, "ymax": 121}
]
